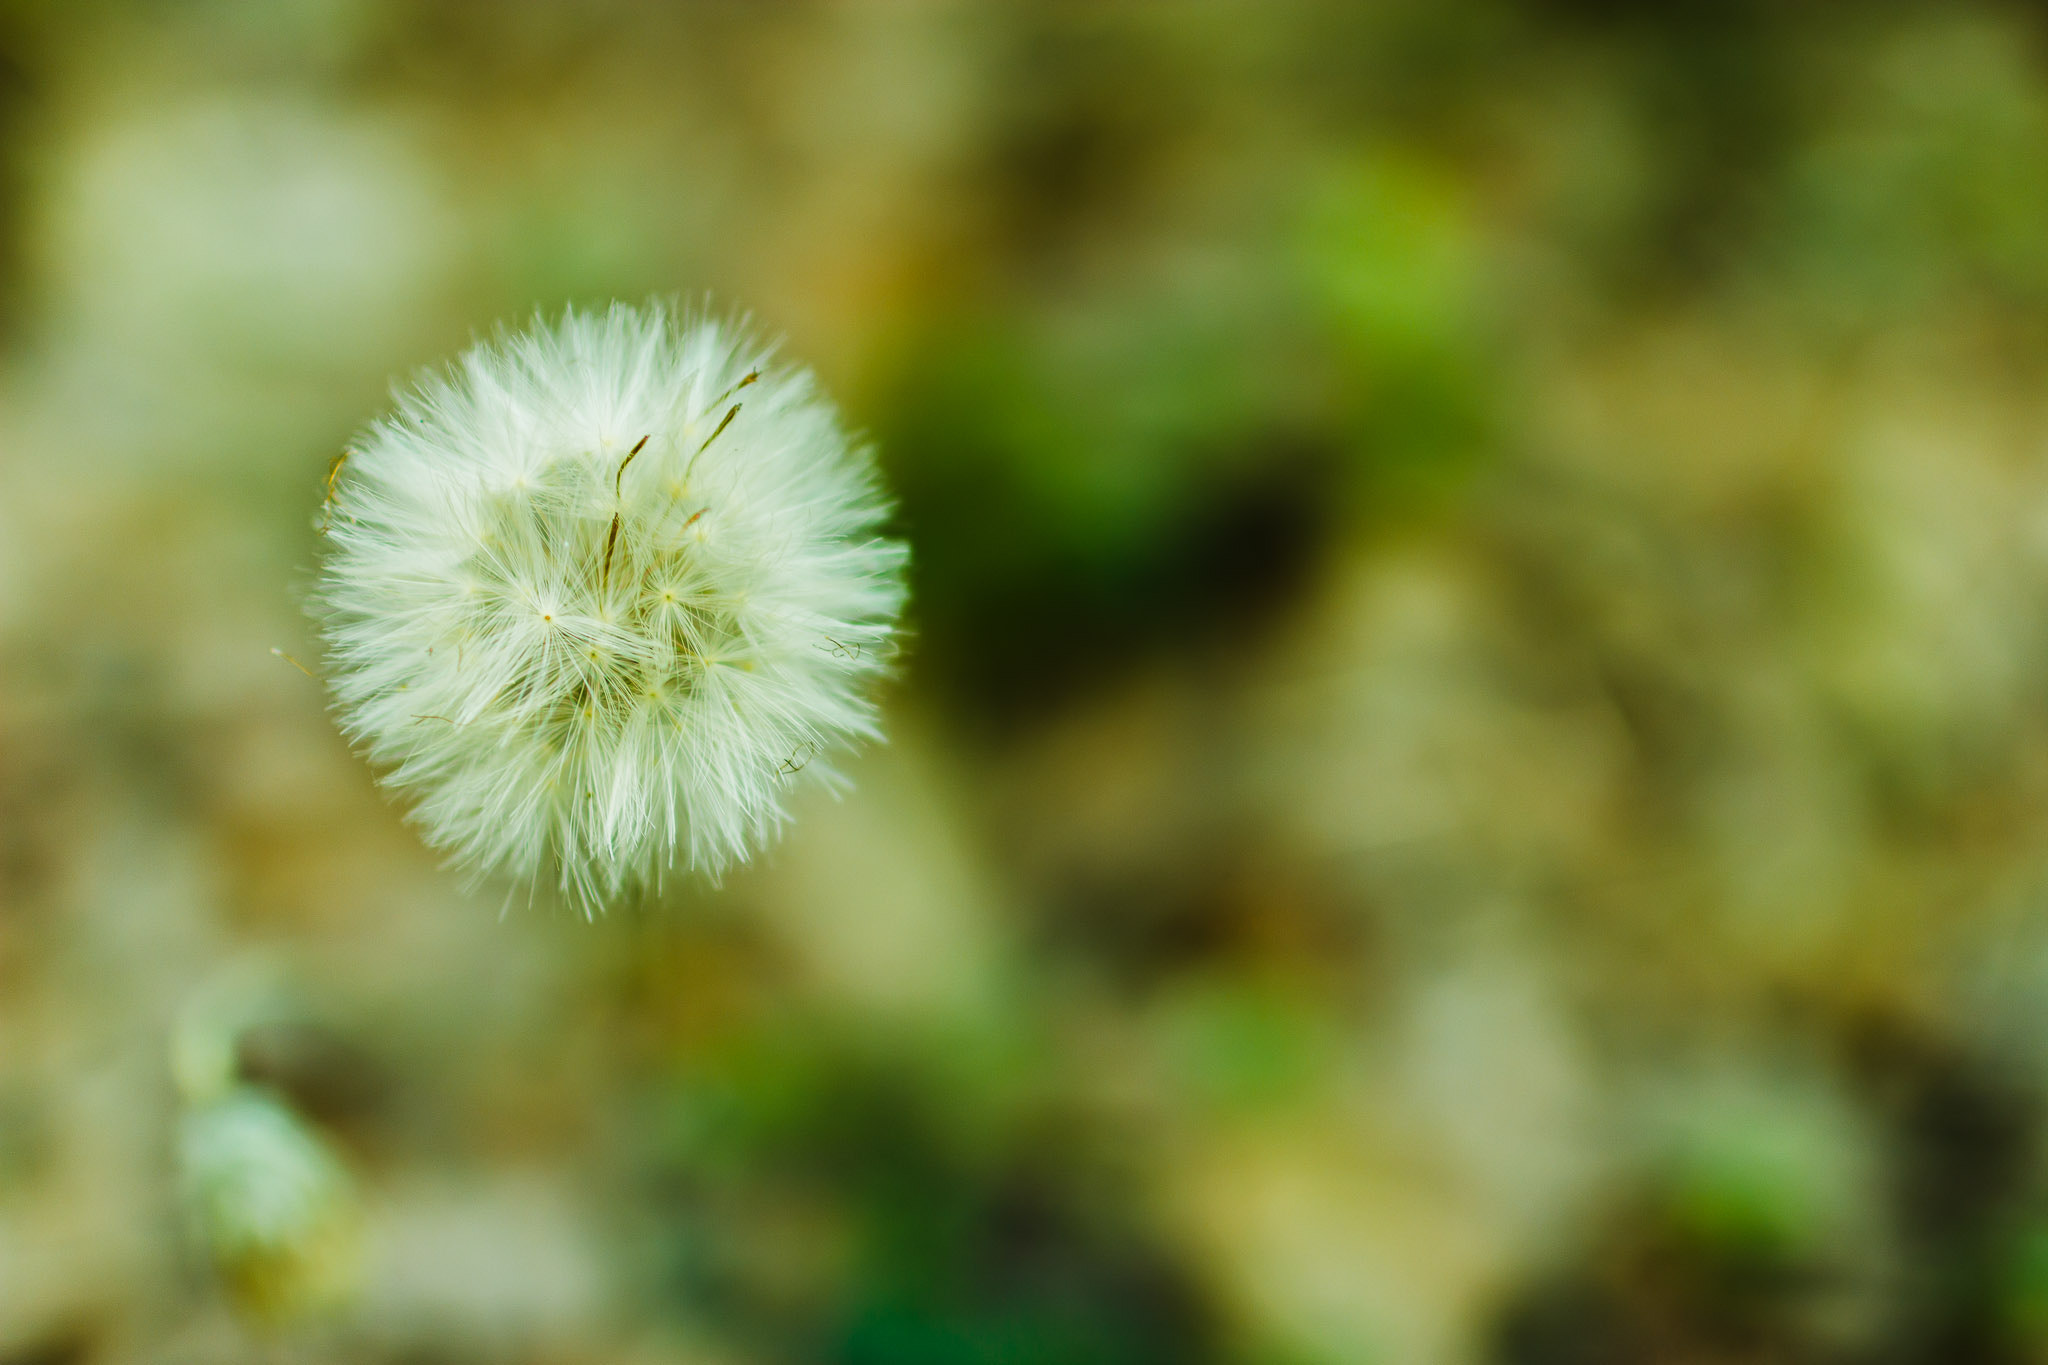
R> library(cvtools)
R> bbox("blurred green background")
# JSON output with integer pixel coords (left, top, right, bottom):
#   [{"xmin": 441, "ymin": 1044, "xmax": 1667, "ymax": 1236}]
[{"xmin": 11, "ymin": 1, "xmax": 2048, "ymax": 1361}]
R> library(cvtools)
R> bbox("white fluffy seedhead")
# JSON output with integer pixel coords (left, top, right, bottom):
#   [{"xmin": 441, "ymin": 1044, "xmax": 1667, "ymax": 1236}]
[
  {"xmin": 180, "ymin": 1088, "xmax": 359, "ymax": 1319},
  {"xmin": 316, "ymin": 302, "xmax": 907, "ymax": 912}
]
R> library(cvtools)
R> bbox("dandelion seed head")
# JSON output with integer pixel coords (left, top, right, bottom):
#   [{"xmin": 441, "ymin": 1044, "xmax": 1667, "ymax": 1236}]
[
  {"xmin": 315, "ymin": 301, "xmax": 908, "ymax": 911},
  {"xmin": 180, "ymin": 1088, "xmax": 360, "ymax": 1320}
]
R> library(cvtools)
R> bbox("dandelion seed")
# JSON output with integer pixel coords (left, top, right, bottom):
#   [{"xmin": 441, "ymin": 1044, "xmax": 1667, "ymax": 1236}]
[
  {"xmin": 313, "ymin": 301, "xmax": 908, "ymax": 911},
  {"xmin": 270, "ymin": 647, "xmax": 317, "ymax": 679}
]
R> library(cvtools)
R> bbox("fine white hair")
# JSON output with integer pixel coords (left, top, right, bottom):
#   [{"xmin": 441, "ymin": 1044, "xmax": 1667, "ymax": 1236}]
[{"xmin": 315, "ymin": 301, "xmax": 908, "ymax": 912}]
